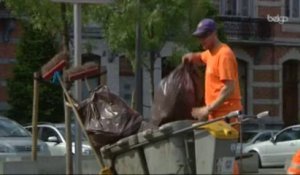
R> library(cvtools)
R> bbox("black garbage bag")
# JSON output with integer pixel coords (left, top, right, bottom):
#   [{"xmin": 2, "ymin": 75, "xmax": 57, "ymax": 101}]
[
  {"xmin": 78, "ymin": 85, "xmax": 143, "ymax": 153},
  {"xmin": 150, "ymin": 62, "xmax": 204, "ymax": 126}
]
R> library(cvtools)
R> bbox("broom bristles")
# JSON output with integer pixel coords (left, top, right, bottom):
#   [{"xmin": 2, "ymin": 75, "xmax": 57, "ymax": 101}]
[
  {"xmin": 41, "ymin": 51, "xmax": 69, "ymax": 80},
  {"xmin": 65, "ymin": 62, "xmax": 106, "ymax": 81}
]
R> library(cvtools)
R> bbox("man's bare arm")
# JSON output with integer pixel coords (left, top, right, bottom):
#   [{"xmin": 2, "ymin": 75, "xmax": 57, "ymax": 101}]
[{"xmin": 207, "ymin": 80, "xmax": 234, "ymax": 112}]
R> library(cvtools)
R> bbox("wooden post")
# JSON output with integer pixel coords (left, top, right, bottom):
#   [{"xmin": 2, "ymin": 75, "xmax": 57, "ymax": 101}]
[
  {"xmin": 31, "ymin": 72, "xmax": 40, "ymax": 161},
  {"xmin": 62, "ymin": 51, "xmax": 73, "ymax": 174},
  {"xmin": 64, "ymin": 94, "xmax": 73, "ymax": 174}
]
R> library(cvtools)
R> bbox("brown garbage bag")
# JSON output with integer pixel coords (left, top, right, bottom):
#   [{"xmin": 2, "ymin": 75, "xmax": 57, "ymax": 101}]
[
  {"xmin": 78, "ymin": 85, "xmax": 143, "ymax": 153},
  {"xmin": 150, "ymin": 62, "xmax": 204, "ymax": 126}
]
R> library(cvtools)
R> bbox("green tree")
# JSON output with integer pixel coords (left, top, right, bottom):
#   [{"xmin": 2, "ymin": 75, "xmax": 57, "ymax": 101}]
[
  {"xmin": 88, "ymin": 0, "xmax": 222, "ymax": 99},
  {"xmin": 6, "ymin": 24, "xmax": 64, "ymax": 124},
  {"xmin": 5, "ymin": 0, "xmax": 68, "ymax": 48},
  {"xmin": 3, "ymin": 0, "xmax": 110, "ymax": 123},
  {"xmin": 4, "ymin": 0, "xmax": 106, "ymax": 51}
]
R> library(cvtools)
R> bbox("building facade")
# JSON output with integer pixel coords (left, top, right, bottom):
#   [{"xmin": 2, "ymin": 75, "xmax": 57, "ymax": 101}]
[
  {"xmin": 214, "ymin": 0, "xmax": 300, "ymax": 128},
  {"xmin": 0, "ymin": 2, "xmax": 21, "ymax": 113}
]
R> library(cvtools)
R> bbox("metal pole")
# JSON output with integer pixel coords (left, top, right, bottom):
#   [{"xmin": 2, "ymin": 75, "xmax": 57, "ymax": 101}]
[
  {"xmin": 74, "ymin": 3, "xmax": 82, "ymax": 174},
  {"xmin": 239, "ymin": 116, "xmax": 243, "ymax": 172},
  {"xmin": 135, "ymin": 0, "xmax": 143, "ymax": 115}
]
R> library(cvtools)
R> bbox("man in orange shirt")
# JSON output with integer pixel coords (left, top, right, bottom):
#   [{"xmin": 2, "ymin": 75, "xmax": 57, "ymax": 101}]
[{"xmin": 182, "ymin": 18, "xmax": 243, "ymax": 122}]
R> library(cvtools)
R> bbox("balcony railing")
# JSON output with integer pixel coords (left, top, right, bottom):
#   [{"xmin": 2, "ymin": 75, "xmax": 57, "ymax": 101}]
[{"xmin": 217, "ymin": 16, "xmax": 272, "ymax": 41}]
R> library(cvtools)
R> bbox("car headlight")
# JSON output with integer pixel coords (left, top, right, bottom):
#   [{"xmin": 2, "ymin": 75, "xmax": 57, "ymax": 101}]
[{"xmin": 0, "ymin": 143, "xmax": 16, "ymax": 153}]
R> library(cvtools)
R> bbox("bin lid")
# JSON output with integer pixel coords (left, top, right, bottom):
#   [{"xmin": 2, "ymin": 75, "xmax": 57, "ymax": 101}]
[
  {"xmin": 138, "ymin": 120, "xmax": 193, "ymax": 143},
  {"xmin": 198, "ymin": 121, "xmax": 239, "ymax": 139},
  {"xmin": 101, "ymin": 134, "xmax": 139, "ymax": 158},
  {"xmin": 159, "ymin": 120, "xmax": 193, "ymax": 134}
]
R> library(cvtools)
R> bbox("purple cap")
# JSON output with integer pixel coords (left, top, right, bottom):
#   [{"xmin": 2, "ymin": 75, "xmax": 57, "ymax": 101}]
[{"xmin": 192, "ymin": 18, "xmax": 216, "ymax": 37}]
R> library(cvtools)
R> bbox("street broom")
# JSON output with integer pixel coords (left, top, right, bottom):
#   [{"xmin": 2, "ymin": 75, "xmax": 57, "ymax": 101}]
[
  {"xmin": 40, "ymin": 53, "xmax": 111, "ymax": 175},
  {"xmin": 65, "ymin": 62, "xmax": 107, "ymax": 92},
  {"xmin": 32, "ymin": 51, "xmax": 69, "ymax": 164},
  {"xmin": 41, "ymin": 51, "xmax": 68, "ymax": 80}
]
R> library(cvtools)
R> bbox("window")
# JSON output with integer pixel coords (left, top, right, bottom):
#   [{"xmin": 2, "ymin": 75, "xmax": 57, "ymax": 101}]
[
  {"xmin": 276, "ymin": 129, "xmax": 294, "ymax": 142},
  {"xmin": 123, "ymin": 84, "xmax": 131, "ymax": 91},
  {"xmin": 123, "ymin": 93, "xmax": 132, "ymax": 102},
  {"xmin": 0, "ymin": 118, "xmax": 30, "ymax": 137},
  {"xmin": 220, "ymin": 0, "xmax": 253, "ymax": 17},
  {"xmin": 276, "ymin": 127, "xmax": 300, "ymax": 142},
  {"xmin": 255, "ymin": 132, "xmax": 272, "ymax": 143},
  {"xmin": 285, "ymin": 0, "xmax": 300, "ymax": 18},
  {"xmin": 120, "ymin": 76, "xmax": 135, "ymax": 105},
  {"xmin": 238, "ymin": 60, "xmax": 248, "ymax": 113}
]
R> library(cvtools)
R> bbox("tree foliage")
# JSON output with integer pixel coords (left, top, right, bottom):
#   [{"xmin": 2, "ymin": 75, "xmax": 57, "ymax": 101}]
[
  {"xmin": 88, "ymin": 0, "xmax": 186, "ymax": 69},
  {"xmin": 87, "ymin": 0, "xmax": 221, "ymax": 65},
  {"xmin": 6, "ymin": 24, "xmax": 64, "ymax": 124},
  {"xmin": 5, "ymin": 0, "xmax": 91, "ymax": 51},
  {"xmin": 87, "ymin": 0, "xmax": 221, "ymax": 99},
  {"xmin": 5, "ymin": 0, "xmax": 65, "ymax": 35}
]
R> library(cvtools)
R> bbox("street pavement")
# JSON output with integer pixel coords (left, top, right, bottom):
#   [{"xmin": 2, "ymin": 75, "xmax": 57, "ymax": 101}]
[{"xmin": 251, "ymin": 168, "xmax": 286, "ymax": 174}]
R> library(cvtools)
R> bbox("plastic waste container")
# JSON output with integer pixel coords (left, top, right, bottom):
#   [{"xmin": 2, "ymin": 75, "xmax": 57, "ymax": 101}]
[
  {"xmin": 100, "ymin": 134, "xmax": 148, "ymax": 174},
  {"xmin": 138, "ymin": 120, "xmax": 195, "ymax": 174},
  {"xmin": 193, "ymin": 120, "xmax": 239, "ymax": 174}
]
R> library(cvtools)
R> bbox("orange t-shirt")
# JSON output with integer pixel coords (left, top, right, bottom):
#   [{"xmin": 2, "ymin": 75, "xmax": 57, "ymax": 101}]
[{"xmin": 195, "ymin": 43, "xmax": 243, "ymax": 119}]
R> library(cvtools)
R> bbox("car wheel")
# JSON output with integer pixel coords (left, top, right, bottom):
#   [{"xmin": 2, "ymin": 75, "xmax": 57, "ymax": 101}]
[{"xmin": 250, "ymin": 151, "xmax": 262, "ymax": 168}]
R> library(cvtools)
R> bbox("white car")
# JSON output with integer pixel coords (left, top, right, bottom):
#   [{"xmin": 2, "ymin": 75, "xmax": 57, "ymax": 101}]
[
  {"xmin": 243, "ymin": 124, "xmax": 300, "ymax": 167},
  {"xmin": 234, "ymin": 130, "xmax": 278, "ymax": 155},
  {"xmin": 24, "ymin": 123, "xmax": 92, "ymax": 156},
  {"xmin": 0, "ymin": 116, "xmax": 50, "ymax": 157}
]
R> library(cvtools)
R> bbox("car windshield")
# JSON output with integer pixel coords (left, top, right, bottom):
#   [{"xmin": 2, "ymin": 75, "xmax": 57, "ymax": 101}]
[
  {"xmin": 57, "ymin": 125, "xmax": 87, "ymax": 142},
  {"xmin": 0, "ymin": 118, "xmax": 31, "ymax": 137}
]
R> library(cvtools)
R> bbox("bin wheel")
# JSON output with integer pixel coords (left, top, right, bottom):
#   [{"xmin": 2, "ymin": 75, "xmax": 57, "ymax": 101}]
[{"xmin": 250, "ymin": 151, "xmax": 262, "ymax": 168}]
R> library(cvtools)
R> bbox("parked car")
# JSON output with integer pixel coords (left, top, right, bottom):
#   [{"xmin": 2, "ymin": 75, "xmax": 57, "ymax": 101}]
[
  {"xmin": 0, "ymin": 116, "xmax": 50, "ymax": 157},
  {"xmin": 234, "ymin": 130, "xmax": 278, "ymax": 154},
  {"xmin": 24, "ymin": 123, "xmax": 92, "ymax": 156},
  {"xmin": 243, "ymin": 124, "xmax": 300, "ymax": 167}
]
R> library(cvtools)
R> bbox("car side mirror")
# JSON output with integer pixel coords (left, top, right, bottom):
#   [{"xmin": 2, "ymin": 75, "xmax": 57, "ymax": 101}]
[
  {"xmin": 48, "ymin": 136, "xmax": 59, "ymax": 143},
  {"xmin": 270, "ymin": 136, "xmax": 276, "ymax": 143}
]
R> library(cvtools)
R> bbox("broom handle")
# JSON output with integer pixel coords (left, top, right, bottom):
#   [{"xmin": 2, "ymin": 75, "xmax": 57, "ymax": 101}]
[
  {"xmin": 84, "ymin": 78, "xmax": 92, "ymax": 93},
  {"xmin": 31, "ymin": 72, "xmax": 39, "ymax": 161},
  {"xmin": 57, "ymin": 76, "xmax": 106, "ymax": 168}
]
